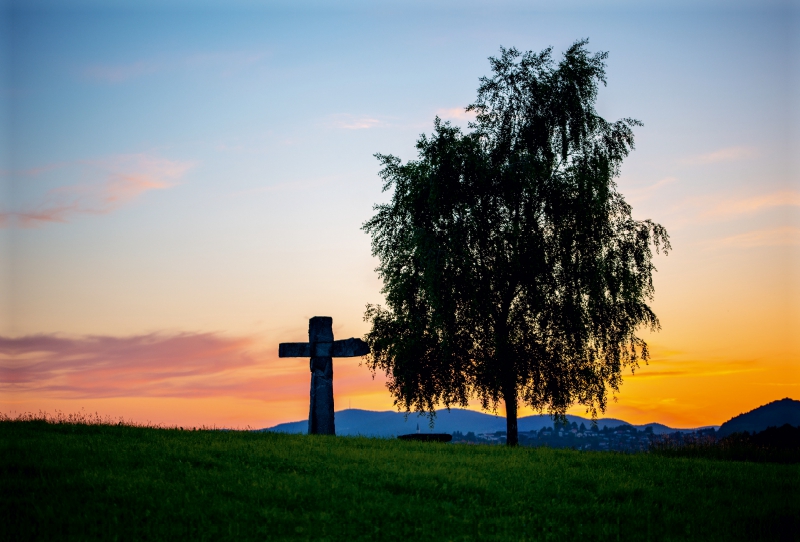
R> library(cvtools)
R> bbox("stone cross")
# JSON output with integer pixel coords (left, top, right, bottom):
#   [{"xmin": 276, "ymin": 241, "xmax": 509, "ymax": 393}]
[{"xmin": 278, "ymin": 316, "xmax": 369, "ymax": 435}]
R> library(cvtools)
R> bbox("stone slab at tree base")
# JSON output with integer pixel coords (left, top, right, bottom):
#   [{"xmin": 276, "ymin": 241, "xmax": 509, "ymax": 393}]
[{"xmin": 397, "ymin": 433, "xmax": 453, "ymax": 442}]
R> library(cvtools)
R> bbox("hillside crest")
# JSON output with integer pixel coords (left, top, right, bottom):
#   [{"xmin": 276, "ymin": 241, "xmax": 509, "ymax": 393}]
[
  {"xmin": 265, "ymin": 408, "xmax": 717, "ymax": 437},
  {"xmin": 717, "ymin": 398, "xmax": 800, "ymax": 437}
]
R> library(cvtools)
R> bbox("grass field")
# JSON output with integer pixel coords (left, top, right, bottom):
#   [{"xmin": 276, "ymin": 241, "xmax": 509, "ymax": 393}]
[{"xmin": 2, "ymin": 419, "xmax": 798, "ymax": 541}]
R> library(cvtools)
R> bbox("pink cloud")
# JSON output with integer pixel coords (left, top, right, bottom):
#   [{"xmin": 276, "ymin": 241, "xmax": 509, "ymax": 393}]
[
  {"xmin": 620, "ymin": 176, "xmax": 678, "ymax": 204},
  {"xmin": 703, "ymin": 190, "xmax": 800, "ymax": 219},
  {"xmin": 3, "ymin": 154, "xmax": 192, "ymax": 228},
  {"xmin": 664, "ymin": 190, "xmax": 800, "ymax": 228},
  {"xmin": 328, "ymin": 114, "xmax": 385, "ymax": 130},
  {"xmin": 0, "ymin": 332, "xmax": 307, "ymax": 401},
  {"xmin": 435, "ymin": 107, "xmax": 476, "ymax": 122}
]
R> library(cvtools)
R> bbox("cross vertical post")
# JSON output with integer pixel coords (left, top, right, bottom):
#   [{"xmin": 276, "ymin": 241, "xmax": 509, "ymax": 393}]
[{"xmin": 308, "ymin": 316, "xmax": 335, "ymax": 435}]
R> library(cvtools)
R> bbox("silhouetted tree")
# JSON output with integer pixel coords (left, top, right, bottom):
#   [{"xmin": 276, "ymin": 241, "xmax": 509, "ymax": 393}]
[{"xmin": 363, "ymin": 40, "xmax": 669, "ymax": 446}]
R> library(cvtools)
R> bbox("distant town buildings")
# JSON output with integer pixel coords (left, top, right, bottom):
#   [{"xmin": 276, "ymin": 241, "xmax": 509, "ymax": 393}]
[{"xmin": 451, "ymin": 422, "xmax": 718, "ymax": 452}]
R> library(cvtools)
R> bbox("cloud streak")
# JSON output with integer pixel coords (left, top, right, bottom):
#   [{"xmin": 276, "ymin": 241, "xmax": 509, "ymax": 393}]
[
  {"xmin": 624, "ymin": 344, "xmax": 762, "ymax": 381},
  {"xmin": 436, "ymin": 107, "xmax": 476, "ymax": 122},
  {"xmin": 0, "ymin": 332, "xmax": 305, "ymax": 401},
  {"xmin": 684, "ymin": 146, "xmax": 758, "ymax": 165},
  {"xmin": 329, "ymin": 114, "xmax": 385, "ymax": 130},
  {"xmin": 702, "ymin": 190, "xmax": 800, "ymax": 220},
  {"xmin": 661, "ymin": 189, "xmax": 800, "ymax": 229},
  {"xmin": 718, "ymin": 227, "xmax": 800, "ymax": 248},
  {"xmin": 621, "ymin": 176, "xmax": 677, "ymax": 204},
  {"xmin": 3, "ymin": 154, "xmax": 192, "ymax": 228}
]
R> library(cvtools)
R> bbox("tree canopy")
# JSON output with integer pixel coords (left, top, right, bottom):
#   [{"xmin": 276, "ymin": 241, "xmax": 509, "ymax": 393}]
[{"xmin": 362, "ymin": 40, "xmax": 670, "ymax": 446}]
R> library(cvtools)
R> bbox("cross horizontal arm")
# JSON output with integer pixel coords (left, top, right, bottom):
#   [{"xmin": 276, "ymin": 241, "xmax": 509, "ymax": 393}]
[
  {"xmin": 331, "ymin": 338, "xmax": 370, "ymax": 357},
  {"xmin": 278, "ymin": 343, "xmax": 310, "ymax": 357},
  {"xmin": 278, "ymin": 338, "xmax": 370, "ymax": 358}
]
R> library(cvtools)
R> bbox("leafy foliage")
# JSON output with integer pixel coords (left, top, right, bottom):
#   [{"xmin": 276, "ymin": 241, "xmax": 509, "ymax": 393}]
[{"xmin": 363, "ymin": 40, "xmax": 669, "ymax": 444}]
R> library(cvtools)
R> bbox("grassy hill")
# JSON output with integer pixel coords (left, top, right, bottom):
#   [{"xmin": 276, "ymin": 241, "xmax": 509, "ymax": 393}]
[
  {"xmin": 718, "ymin": 398, "xmax": 800, "ymax": 437},
  {"xmin": 2, "ymin": 419, "xmax": 798, "ymax": 541}
]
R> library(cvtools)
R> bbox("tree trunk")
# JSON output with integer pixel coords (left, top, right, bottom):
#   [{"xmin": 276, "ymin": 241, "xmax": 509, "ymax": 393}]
[
  {"xmin": 496, "ymin": 310, "xmax": 517, "ymax": 446},
  {"xmin": 504, "ymin": 391, "xmax": 519, "ymax": 446}
]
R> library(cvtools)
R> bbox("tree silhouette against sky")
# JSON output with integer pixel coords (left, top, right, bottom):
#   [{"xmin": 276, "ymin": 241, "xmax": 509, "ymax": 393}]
[{"xmin": 363, "ymin": 40, "xmax": 670, "ymax": 446}]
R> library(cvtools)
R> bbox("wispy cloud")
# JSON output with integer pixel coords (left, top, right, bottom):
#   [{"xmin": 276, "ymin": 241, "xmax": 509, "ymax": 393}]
[
  {"xmin": 3, "ymin": 154, "xmax": 192, "ymax": 228},
  {"xmin": 436, "ymin": 107, "xmax": 476, "ymax": 122},
  {"xmin": 628, "ymin": 358, "xmax": 760, "ymax": 379},
  {"xmin": 621, "ymin": 176, "xmax": 677, "ymax": 204},
  {"xmin": 624, "ymin": 343, "xmax": 762, "ymax": 381},
  {"xmin": 662, "ymin": 189, "xmax": 800, "ymax": 229},
  {"xmin": 329, "ymin": 114, "xmax": 386, "ymax": 130},
  {"xmin": 702, "ymin": 190, "xmax": 800, "ymax": 219},
  {"xmin": 0, "ymin": 332, "xmax": 301, "ymax": 401},
  {"xmin": 683, "ymin": 146, "xmax": 758, "ymax": 165},
  {"xmin": 718, "ymin": 227, "xmax": 800, "ymax": 248}
]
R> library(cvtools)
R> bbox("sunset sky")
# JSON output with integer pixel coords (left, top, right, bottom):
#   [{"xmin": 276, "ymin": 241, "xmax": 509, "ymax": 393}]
[{"xmin": 2, "ymin": 0, "xmax": 798, "ymax": 430}]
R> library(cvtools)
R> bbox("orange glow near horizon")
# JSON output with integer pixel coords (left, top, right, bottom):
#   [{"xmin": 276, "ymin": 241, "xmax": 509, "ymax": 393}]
[{"xmin": 3, "ymin": 330, "xmax": 797, "ymax": 429}]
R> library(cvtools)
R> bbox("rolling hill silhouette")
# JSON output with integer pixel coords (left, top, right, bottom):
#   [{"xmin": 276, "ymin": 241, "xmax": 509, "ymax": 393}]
[
  {"xmin": 264, "ymin": 408, "xmax": 713, "ymax": 437},
  {"xmin": 717, "ymin": 398, "xmax": 800, "ymax": 437}
]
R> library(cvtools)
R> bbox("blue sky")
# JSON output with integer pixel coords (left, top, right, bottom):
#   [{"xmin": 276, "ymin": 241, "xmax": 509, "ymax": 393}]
[{"xmin": 2, "ymin": 0, "xmax": 798, "ymax": 427}]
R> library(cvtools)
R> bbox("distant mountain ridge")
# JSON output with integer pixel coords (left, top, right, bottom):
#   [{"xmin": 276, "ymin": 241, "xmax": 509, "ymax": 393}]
[
  {"xmin": 264, "ymin": 408, "xmax": 717, "ymax": 437},
  {"xmin": 717, "ymin": 398, "xmax": 800, "ymax": 438}
]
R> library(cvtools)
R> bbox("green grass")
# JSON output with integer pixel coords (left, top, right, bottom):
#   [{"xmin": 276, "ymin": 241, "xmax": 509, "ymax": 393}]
[
  {"xmin": 649, "ymin": 428, "xmax": 800, "ymax": 464},
  {"xmin": 2, "ymin": 419, "xmax": 798, "ymax": 541}
]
